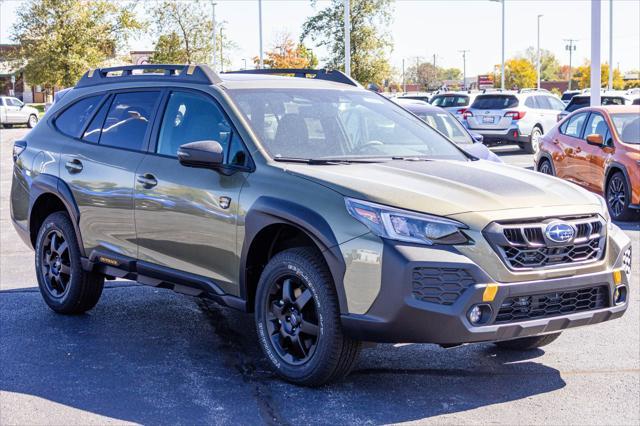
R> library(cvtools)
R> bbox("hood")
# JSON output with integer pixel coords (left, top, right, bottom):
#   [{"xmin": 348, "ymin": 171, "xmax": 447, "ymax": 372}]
[{"xmin": 284, "ymin": 159, "xmax": 601, "ymax": 217}]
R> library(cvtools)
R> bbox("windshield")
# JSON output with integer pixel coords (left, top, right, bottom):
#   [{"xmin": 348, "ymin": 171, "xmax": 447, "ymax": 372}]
[
  {"xmin": 414, "ymin": 110, "xmax": 473, "ymax": 145},
  {"xmin": 611, "ymin": 113, "xmax": 640, "ymax": 144},
  {"xmin": 561, "ymin": 92, "xmax": 577, "ymax": 101},
  {"xmin": 566, "ymin": 96, "xmax": 626, "ymax": 112},
  {"xmin": 229, "ymin": 89, "xmax": 467, "ymax": 161},
  {"xmin": 430, "ymin": 95, "xmax": 469, "ymax": 108},
  {"xmin": 470, "ymin": 95, "xmax": 518, "ymax": 110}
]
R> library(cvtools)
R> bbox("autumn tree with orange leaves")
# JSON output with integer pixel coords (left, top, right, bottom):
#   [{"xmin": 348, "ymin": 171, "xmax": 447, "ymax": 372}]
[{"xmin": 255, "ymin": 33, "xmax": 318, "ymax": 69}]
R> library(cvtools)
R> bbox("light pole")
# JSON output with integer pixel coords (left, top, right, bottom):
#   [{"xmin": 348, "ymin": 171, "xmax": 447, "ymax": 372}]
[
  {"xmin": 537, "ymin": 14, "xmax": 543, "ymax": 89},
  {"xmin": 490, "ymin": 0, "xmax": 505, "ymax": 89},
  {"xmin": 258, "ymin": 0, "xmax": 264, "ymax": 68},
  {"xmin": 402, "ymin": 59, "xmax": 406, "ymax": 93},
  {"xmin": 242, "ymin": 58, "xmax": 247, "ymax": 70},
  {"xmin": 565, "ymin": 39, "xmax": 577, "ymax": 90},
  {"xmin": 591, "ymin": 0, "xmax": 602, "ymax": 106},
  {"xmin": 459, "ymin": 50, "xmax": 469, "ymax": 90},
  {"xmin": 344, "ymin": 0, "xmax": 351, "ymax": 76},
  {"xmin": 220, "ymin": 27, "xmax": 224, "ymax": 72},
  {"xmin": 211, "ymin": 2, "xmax": 217, "ymax": 71},
  {"xmin": 608, "ymin": 0, "xmax": 613, "ymax": 90}
]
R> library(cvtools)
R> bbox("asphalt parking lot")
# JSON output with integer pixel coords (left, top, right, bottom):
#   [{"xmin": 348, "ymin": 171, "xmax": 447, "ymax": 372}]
[{"xmin": 1, "ymin": 127, "xmax": 638, "ymax": 425}]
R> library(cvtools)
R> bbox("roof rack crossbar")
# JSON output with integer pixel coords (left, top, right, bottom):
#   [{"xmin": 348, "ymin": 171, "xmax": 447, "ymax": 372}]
[
  {"xmin": 224, "ymin": 68, "xmax": 360, "ymax": 87},
  {"xmin": 75, "ymin": 64, "xmax": 221, "ymax": 88}
]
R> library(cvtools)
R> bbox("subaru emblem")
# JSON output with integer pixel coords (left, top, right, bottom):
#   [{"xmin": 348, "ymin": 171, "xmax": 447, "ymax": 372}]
[{"xmin": 545, "ymin": 221, "xmax": 575, "ymax": 244}]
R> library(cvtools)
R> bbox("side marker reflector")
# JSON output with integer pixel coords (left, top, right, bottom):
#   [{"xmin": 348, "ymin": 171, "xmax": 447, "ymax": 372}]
[
  {"xmin": 483, "ymin": 284, "xmax": 498, "ymax": 302},
  {"xmin": 613, "ymin": 270, "xmax": 622, "ymax": 285}
]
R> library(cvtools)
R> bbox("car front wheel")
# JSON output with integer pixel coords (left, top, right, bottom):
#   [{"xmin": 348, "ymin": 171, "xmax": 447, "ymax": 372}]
[
  {"xmin": 255, "ymin": 247, "xmax": 360, "ymax": 386},
  {"xmin": 606, "ymin": 171, "xmax": 635, "ymax": 221},
  {"xmin": 537, "ymin": 158, "xmax": 554, "ymax": 175}
]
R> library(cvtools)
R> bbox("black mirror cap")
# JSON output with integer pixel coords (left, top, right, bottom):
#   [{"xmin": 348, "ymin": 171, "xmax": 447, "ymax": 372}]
[{"xmin": 177, "ymin": 140, "xmax": 224, "ymax": 170}]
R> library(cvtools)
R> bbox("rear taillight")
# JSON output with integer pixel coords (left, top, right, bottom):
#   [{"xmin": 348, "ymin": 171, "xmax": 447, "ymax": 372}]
[
  {"xmin": 457, "ymin": 108, "xmax": 467, "ymax": 115},
  {"xmin": 463, "ymin": 110, "xmax": 473, "ymax": 120},
  {"xmin": 13, "ymin": 140, "xmax": 27, "ymax": 162},
  {"xmin": 504, "ymin": 111, "xmax": 526, "ymax": 120}
]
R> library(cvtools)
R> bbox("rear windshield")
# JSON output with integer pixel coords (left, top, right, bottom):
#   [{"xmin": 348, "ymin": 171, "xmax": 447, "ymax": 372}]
[
  {"xmin": 561, "ymin": 93, "xmax": 576, "ymax": 101},
  {"xmin": 470, "ymin": 95, "xmax": 518, "ymax": 110},
  {"xmin": 430, "ymin": 95, "xmax": 469, "ymax": 108},
  {"xmin": 611, "ymin": 113, "xmax": 640, "ymax": 144},
  {"xmin": 566, "ymin": 96, "xmax": 626, "ymax": 112}
]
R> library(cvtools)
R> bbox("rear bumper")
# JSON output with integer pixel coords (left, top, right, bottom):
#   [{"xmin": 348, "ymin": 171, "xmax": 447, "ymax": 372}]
[
  {"xmin": 341, "ymin": 240, "xmax": 631, "ymax": 345},
  {"xmin": 464, "ymin": 126, "xmax": 529, "ymax": 144}
]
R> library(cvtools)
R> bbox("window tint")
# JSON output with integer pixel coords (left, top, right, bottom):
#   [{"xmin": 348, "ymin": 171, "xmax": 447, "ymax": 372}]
[
  {"xmin": 157, "ymin": 91, "xmax": 232, "ymax": 157},
  {"xmin": 471, "ymin": 95, "xmax": 518, "ymax": 110},
  {"xmin": 82, "ymin": 96, "xmax": 111, "ymax": 143},
  {"xmin": 99, "ymin": 91, "xmax": 160, "ymax": 151},
  {"xmin": 583, "ymin": 113, "xmax": 609, "ymax": 140},
  {"xmin": 548, "ymin": 96, "xmax": 566, "ymax": 110},
  {"xmin": 430, "ymin": 95, "xmax": 469, "ymax": 108},
  {"xmin": 227, "ymin": 133, "xmax": 249, "ymax": 167},
  {"xmin": 562, "ymin": 112, "xmax": 588, "ymax": 138},
  {"xmin": 565, "ymin": 96, "xmax": 589, "ymax": 112},
  {"xmin": 524, "ymin": 97, "xmax": 537, "ymax": 108},
  {"xmin": 55, "ymin": 95, "xmax": 104, "ymax": 138},
  {"xmin": 535, "ymin": 96, "xmax": 552, "ymax": 109}
]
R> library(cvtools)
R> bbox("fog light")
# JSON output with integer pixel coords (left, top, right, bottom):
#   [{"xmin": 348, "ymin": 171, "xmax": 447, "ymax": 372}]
[
  {"xmin": 614, "ymin": 286, "xmax": 627, "ymax": 305},
  {"xmin": 467, "ymin": 304, "xmax": 492, "ymax": 325}
]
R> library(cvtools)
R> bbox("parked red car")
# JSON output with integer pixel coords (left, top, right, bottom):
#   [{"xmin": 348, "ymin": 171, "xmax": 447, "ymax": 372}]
[{"xmin": 535, "ymin": 105, "xmax": 640, "ymax": 221}]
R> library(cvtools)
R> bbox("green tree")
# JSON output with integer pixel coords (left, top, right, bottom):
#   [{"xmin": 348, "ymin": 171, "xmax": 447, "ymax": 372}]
[
  {"xmin": 438, "ymin": 67, "xmax": 462, "ymax": 81},
  {"xmin": 524, "ymin": 47, "xmax": 561, "ymax": 81},
  {"xmin": 10, "ymin": 0, "xmax": 142, "ymax": 88},
  {"xmin": 300, "ymin": 0, "xmax": 394, "ymax": 85},
  {"xmin": 150, "ymin": 0, "xmax": 236, "ymax": 68}
]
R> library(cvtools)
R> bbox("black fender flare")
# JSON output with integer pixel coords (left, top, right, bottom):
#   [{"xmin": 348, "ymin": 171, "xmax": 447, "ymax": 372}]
[
  {"xmin": 240, "ymin": 196, "xmax": 348, "ymax": 313},
  {"xmin": 29, "ymin": 173, "xmax": 85, "ymax": 256}
]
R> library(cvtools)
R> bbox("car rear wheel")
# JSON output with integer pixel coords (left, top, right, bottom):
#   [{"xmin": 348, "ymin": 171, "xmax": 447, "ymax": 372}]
[
  {"xmin": 27, "ymin": 114, "xmax": 38, "ymax": 128},
  {"xmin": 537, "ymin": 158, "xmax": 554, "ymax": 175},
  {"xmin": 523, "ymin": 126, "xmax": 542, "ymax": 154},
  {"xmin": 255, "ymin": 247, "xmax": 360, "ymax": 386},
  {"xmin": 606, "ymin": 171, "xmax": 635, "ymax": 221},
  {"xmin": 494, "ymin": 332, "xmax": 561, "ymax": 350},
  {"xmin": 35, "ymin": 211, "xmax": 104, "ymax": 314}
]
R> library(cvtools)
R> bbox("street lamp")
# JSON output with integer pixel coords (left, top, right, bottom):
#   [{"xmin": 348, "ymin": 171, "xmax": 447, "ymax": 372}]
[
  {"xmin": 242, "ymin": 58, "xmax": 248, "ymax": 70},
  {"xmin": 211, "ymin": 2, "xmax": 217, "ymax": 71},
  {"xmin": 608, "ymin": 0, "xmax": 613, "ymax": 90},
  {"xmin": 537, "ymin": 14, "xmax": 543, "ymax": 89},
  {"xmin": 258, "ymin": 0, "xmax": 264, "ymax": 68},
  {"xmin": 490, "ymin": 0, "xmax": 505, "ymax": 90},
  {"xmin": 344, "ymin": 0, "xmax": 351, "ymax": 76},
  {"xmin": 564, "ymin": 39, "xmax": 577, "ymax": 90}
]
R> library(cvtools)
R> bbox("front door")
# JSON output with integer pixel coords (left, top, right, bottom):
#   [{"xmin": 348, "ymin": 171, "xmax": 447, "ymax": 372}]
[
  {"xmin": 60, "ymin": 90, "xmax": 162, "ymax": 258},
  {"xmin": 577, "ymin": 112, "xmax": 611, "ymax": 193},
  {"xmin": 134, "ymin": 90, "xmax": 251, "ymax": 294},
  {"xmin": 5, "ymin": 97, "xmax": 26, "ymax": 123},
  {"xmin": 558, "ymin": 111, "xmax": 589, "ymax": 185}
]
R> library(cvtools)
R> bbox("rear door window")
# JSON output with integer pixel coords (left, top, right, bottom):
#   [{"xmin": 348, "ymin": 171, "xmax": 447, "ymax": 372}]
[
  {"xmin": 535, "ymin": 96, "xmax": 552, "ymax": 110},
  {"xmin": 54, "ymin": 95, "xmax": 104, "ymax": 138},
  {"xmin": 98, "ymin": 91, "xmax": 161, "ymax": 151},
  {"xmin": 431, "ymin": 95, "xmax": 469, "ymax": 108},
  {"xmin": 561, "ymin": 112, "xmax": 588, "ymax": 138},
  {"xmin": 471, "ymin": 95, "xmax": 518, "ymax": 110}
]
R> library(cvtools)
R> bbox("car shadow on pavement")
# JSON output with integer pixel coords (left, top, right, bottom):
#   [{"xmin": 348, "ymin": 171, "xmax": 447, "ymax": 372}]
[{"xmin": 0, "ymin": 283, "xmax": 566, "ymax": 425}]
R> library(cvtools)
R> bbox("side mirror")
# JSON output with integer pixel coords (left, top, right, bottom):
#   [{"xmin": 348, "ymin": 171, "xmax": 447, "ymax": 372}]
[
  {"xmin": 586, "ymin": 133, "xmax": 604, "ymax": 146},
  {"xmin": 177, "ymin": 140, "xmax": 224, "ymax": 170},
  {"xmin": 471, "ymin": 132, "xmax": 484, "ymax": 143}
]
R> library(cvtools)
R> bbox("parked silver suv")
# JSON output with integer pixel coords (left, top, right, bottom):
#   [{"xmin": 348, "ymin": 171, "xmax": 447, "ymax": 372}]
[{"xmin": 463, "ymin": 89, "xmax": 565, "ymax": 153}]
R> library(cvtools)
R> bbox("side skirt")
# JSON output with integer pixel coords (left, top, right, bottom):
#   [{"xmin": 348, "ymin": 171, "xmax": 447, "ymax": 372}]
[{"xmin": 82, "ymin": 249, "xmax": 247, "ymax": 311}]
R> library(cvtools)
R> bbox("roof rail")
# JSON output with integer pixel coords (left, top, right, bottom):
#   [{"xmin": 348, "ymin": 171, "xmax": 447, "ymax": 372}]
[
  {"xmin": 75, "ymin": 64, "xmax": 221, "ymax": 88},
  {"xmin": 224, "ymin": 68, "xmax": 360, "ymax": 87},
  {"xmin": 518, "ymin": 88, "xmax": 551, "ymax": 93}
]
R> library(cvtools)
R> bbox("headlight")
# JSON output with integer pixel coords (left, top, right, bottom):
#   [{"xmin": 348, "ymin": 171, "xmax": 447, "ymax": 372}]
[{"xmin": 345, "ymin": 198, "xmax": 471, "ymax": 245}]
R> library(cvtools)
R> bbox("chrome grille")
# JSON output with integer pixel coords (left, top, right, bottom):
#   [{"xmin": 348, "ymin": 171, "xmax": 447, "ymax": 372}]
[{"xmin": 484, "ymin": 215, "xmax": 606, "ymax": 270}]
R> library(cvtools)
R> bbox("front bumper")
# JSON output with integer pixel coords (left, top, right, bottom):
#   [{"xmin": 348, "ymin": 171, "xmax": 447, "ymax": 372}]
[
  {"xmin": 465, "ymin": 126, "xmax": 529, "ymax": 144},
  {"xmin": 341, "ymin": 240, "xmax": 630, "ymax": 345}
]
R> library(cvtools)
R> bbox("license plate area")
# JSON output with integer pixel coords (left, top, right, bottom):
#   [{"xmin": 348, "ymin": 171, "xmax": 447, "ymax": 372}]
[{"xmin": 482, "ymin": 116, "xmax": 495, "ymax": 124}]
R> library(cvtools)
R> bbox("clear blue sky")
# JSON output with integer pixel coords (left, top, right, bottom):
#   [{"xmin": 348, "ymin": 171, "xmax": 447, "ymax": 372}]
[{"xmin": 1, "ymin": 0, "xmax": 639, "ymax": 77}]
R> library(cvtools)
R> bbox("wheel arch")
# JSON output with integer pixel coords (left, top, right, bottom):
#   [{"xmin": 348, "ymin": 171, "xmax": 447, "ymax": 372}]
[
  {"xmin": 604, "ymin": 162, "xmax": 631, "ymax": 194},
  {"xmin": 240, "ymin": 197, "xmax": 347, "ymax": 314},
  {"xmin": 29, "ymin": 174, "xmax": 84, "ymax": 255},
  {"xmin": 536, "ymin": 152, "xmax": 555, "ymax": 174}
]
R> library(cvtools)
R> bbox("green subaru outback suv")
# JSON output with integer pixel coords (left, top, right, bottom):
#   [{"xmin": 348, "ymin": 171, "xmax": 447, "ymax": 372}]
[{"xmin": 11, "ymin": 65, "xmax": 632, "ymax": 386}]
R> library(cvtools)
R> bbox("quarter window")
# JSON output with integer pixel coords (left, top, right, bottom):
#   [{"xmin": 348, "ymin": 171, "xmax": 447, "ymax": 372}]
[
  {"xmin": 157, "ymin": 91, "xmax": 233, "ymax": 158},
  {"xmin": 99, "ymin": 91, "xmax": 161, "ymax": 151},
  {"xmin": 54, "ymin": 95, "xmax": 104, "ymax": 138},
  {"xmin": 562, "ymin": 112, "xmax": 588, "ymax": 138}
]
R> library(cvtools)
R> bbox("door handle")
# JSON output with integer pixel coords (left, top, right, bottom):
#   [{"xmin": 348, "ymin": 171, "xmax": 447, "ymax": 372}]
[
  {"xmin": 575, "ymin": 147, "xmax": 582, "ymax": 153},
  {"xmin": 553, "ymin": 139, "xmax": 560, "ymax": 145},
  {"xmin": 65, "ymin": 159, "xmax": 83, "ymax": 174},
  {"xmin": 137, "ymin": 173, "xmax": 158, "ymax": 188}
]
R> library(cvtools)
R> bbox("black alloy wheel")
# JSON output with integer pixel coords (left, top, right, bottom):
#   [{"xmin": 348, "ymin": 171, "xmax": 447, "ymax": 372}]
[
  {"xmin": 264, "ymin": 275, "xmax": 320, "ymax": 365},
  {"xmin": 40, "ymin": 229, "xmax": 72, "ymax": 298},
  {"xmin": 538, "ymin": 159, "xmax": 553, "ymax": 175},
  {"xmin": 606, "ymin": 172, "xmax": 635, "ymax": 221}
]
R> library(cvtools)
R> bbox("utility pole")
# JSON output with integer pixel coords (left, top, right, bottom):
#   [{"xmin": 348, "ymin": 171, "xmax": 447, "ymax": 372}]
[
  {"xmin": 459, "ymin": 50, "xmax": 469, "ymax": 90},
  {"xmin": 211, "ymin": 2, "xmax": 217, "ymax": 71},
  {"xmin": 591, "ymin": 0, "xmax": 602, "ymax": 106},
  {"xmin": 242, "ymin": 58, "xmax": 247, "ymax": 70},
  {"xmin": 258, "ymin": 0, "xmax": 264, "ymax": 68},
  {"xmin": 608, "ymin": 0, "xmax": 613, "ymax": 90},
  {"xmin": 564, "ymin": 39, "xmax": 578, "ymax": 90},
  {"xmin": 220, "ymin": 28, "xmax": 224, "ymax": 72},
  {"xmin": 500, "ymin": 0, "xmax": 505, "ymax": 89},
  {"xmin": 344, "ymin": 0, "xmax": 351, "ymax": 76},
  {"xmin": 402, "ymin": 59, "xmax": 406, "ymax": 93},
  {"xmin": 537, "ymin": 14, "xmax": 543, "ymax": 89}
]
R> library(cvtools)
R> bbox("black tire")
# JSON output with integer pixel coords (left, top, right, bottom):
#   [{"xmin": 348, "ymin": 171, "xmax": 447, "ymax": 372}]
[
  {"xmin": 606, "ymin": 171, "xmax": 636, "ymax": 221},
  {"xmin": 35, "ymin": 211, "xmax": 104, "ymax": 314},
  {"xmin": 494, "ymin": 332, "xmax": 561, "ymax": 350},
  {"xmin": 255, "ymin": 247, "xmax": 360, "ymax": 386},
  {"xmin": 27, "ymin": 114, "xmax": 38, "ymax": 128},
  {"xmin": 537, "ymin": 158, "xmax": 554, "ymax": 175},
  {"xmin": 522, "ymin": 126, "xmax": 542, "ymax": 154}
]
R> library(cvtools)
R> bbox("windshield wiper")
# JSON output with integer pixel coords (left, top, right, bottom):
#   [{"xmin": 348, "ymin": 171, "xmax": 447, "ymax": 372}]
[
  {"xmin": 391, "ymin": 156, "xmax": 434, "ymax": 161},
  {"xmin": 273, "ymin": 157, "xmax": 385, "ymax": 165}
]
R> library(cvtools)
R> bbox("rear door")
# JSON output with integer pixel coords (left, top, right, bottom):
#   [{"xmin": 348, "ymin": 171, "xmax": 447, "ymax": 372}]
[{"xmin": 58, "ymin": 90, "xmax": 162, "ymax": 258}]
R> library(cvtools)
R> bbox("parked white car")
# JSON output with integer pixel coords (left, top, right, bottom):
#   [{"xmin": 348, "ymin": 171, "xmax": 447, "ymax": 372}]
[{"xmin": 0, "ymin": 96, "xmax": 39, "ymax": 128}]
